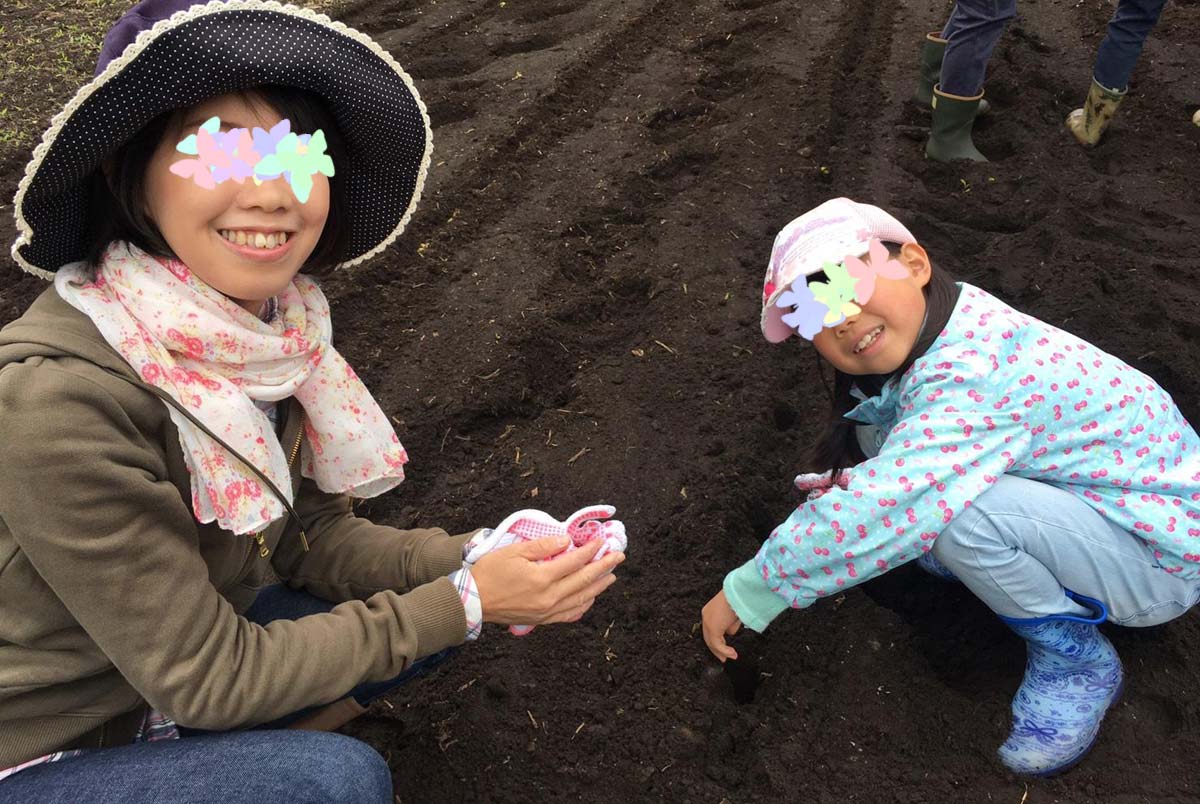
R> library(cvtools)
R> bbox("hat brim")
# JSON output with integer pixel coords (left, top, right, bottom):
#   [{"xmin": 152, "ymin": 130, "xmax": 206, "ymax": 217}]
[
  {"xmin": 760, "ymin": 289, "xmax": 799, "ymax": 343},
  {"xmin": 760, "ymin": 238, "xmax": 878, "ymax": 344},
  {"xmin": 11, "ymin": 0, "xmax": 432, "ymax": 279}
]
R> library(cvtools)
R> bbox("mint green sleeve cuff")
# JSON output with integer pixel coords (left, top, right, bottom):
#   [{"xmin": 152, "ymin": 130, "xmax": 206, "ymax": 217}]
[{"xmin": 723, "ymin": 559, "xmax": 790, "ymax": 633}]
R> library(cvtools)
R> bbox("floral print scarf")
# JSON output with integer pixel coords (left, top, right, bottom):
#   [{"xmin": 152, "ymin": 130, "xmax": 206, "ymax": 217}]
[{"xmin": 55, "ymin": 241, "xmax": 407, "ymax": 535}]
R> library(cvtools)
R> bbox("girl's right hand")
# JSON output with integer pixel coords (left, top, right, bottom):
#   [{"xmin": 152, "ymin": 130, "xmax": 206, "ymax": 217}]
[
  {"xmin": 701, "ymin": 590, "xmax": 742, "ymax": 662},
  {"xmin": 471, "ymin": 536, "xmax": 623, "ymax": 625}
]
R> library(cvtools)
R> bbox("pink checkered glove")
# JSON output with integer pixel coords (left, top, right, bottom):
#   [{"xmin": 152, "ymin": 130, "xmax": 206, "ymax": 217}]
[
  {"xmin": 463, "ymin": 505, "xmax": 627, "ymax": 636},
  {"xmin": 793, "ymin": 470, "xmax": 851, "ymax": 501}
]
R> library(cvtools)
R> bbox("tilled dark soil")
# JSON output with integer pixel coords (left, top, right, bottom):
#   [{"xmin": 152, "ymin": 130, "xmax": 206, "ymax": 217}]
[{"xmin": 3, "ymin": 1, "xmax": 1199, "ymax": 802}]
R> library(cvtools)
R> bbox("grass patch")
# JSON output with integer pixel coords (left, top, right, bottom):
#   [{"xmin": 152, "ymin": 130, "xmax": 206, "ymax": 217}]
[{"xmin": 0, "ymin": 0, "xmax": 355, "ymax": 167}]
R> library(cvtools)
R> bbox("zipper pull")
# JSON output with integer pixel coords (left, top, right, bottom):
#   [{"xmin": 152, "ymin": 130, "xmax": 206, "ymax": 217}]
[{"xmin": 252, "ymin": 531, "xmax": 270, "ymax": 558}]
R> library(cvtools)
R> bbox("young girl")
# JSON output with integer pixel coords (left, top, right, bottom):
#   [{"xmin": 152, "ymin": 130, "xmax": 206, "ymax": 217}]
[
  {"xmin": 0, "ymin": 1, "xmax": 623, "ymax": 800},
  {"xmin": 701, "ymin": 197, "xmax": 1200, "ymax": 776}
]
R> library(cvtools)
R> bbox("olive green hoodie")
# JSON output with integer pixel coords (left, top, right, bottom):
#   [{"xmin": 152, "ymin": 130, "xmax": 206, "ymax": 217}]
[{"xmin": 0, "ymin": 287, "xmax": 473, "ymax": 768}]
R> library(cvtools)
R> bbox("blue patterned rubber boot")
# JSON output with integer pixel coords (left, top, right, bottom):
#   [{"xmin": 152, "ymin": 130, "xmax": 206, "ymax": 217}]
[
  {"xmin": 997, "ymin": 591, "xmax": 1124, "ymax": 776},
  {"xmin": 915, "ymin": 551, "xmax": 959, "ymax": 582}
]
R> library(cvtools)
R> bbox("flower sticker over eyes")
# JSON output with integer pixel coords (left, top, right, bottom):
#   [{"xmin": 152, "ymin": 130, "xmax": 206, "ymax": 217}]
[
  {"xmin": 845, "ymin": 238, "xmax": 908, "ymax": 304},
  {"xmin": 211, "ymin": 128, "xmax": 261, "ymax": 184},
  {"xmin": 169, "ymin": 117, "xmax": 222, "ymax": 189},
  {"xmin": 170, "ymin": 118, "xmax": 259, "ymax": 188},
  {"xmin": 168, "ymin": 117, "xmax": 333, "ymax": 203},
  {"xmin": 775, "ymin": 281, "xmax": 825, "ymax": 340},
  {"xmin": 774, "ymin": 239, "xmax": 909, "ymax": 340},
  {"xmin": 253, "ymin": 129, "xmax": 335, "ymax": 204},
  {"xmin": 251, "ymin": 119, "xmax": 292, "ymax": 163},
  {"xmin": 808, "ymin": 260, "xmax": 861, "ymax": 326},
  {"xmin": 174, "ymin": 116, "xmax": 221, "ymax": 156}
]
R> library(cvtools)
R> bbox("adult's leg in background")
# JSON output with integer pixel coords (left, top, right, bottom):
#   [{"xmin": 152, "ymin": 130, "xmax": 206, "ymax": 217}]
[
  {"xmin": 1093, "ymin": 0, "xmax": 1169, "ymax": 91},
  {"xmin": 939, "ymin": 0, "xmax": 1019, "ymax": 97}
]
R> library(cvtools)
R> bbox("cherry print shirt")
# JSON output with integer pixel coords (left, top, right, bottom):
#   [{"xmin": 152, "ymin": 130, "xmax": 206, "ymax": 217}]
[{"xmin": 724, "ymin": 283, "xmax": 1200, "ymax": 633}]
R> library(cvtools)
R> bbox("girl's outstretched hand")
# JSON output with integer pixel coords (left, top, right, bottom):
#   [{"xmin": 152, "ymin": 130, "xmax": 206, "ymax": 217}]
[
  {"xmin": 702, "ymin": 590, "xmax": 742, "ymax": 662},
  {"xmin": 472, "ymin": 536, "xmax": 623, "ymax": 626}
]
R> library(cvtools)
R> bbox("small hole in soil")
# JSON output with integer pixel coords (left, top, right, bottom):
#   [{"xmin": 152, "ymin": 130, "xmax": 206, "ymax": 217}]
[{"xmin": 722, "ymin": 654, "xmax": 761, "ymax": 705}]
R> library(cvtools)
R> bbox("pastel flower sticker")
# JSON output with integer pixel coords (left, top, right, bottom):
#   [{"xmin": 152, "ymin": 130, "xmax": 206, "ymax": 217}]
[
  {"xmin": 808, "ymin": 260, "xmax": 861, "ymax": 325},
  {"xmin": 210, "ymin": 127, "xmax": 260, "ymax": 184},
  {"xmin": 169, "ymin": 126, "xmax": 227, "ymax": 190},
  {"xmin": 251, "ymin": 119, "xmax": 291, "ymax": 161},
  {"xmin": 250, "ymin": 119, "xmax": 292, "ymax": 185},
  {"xmin": 169, "ymin": 117, "xmax": 333, "ymax": 203},
  {"xmin": 253, "ymin": 129, "xmax": 334, "ymax": 203},
  {"xmin": 776, "ymin": 281, "xmax": 826, "ymax": 340},
  {"xmin": 175, "ymin": 115, "xmax": 220, "ymax": 155},
  {"xmin": 845, "ymin": 239, "xmax": 908, "ymax": 305},
  {"xmin": 171, "ymin": 117, "xmax": 260, "ymax": 188}
]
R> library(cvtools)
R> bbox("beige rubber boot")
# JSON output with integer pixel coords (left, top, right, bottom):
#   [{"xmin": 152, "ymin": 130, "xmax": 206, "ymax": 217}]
[{"xmin": 1066, "ymin": 78, "xmax": 1126, "ymax": 147}]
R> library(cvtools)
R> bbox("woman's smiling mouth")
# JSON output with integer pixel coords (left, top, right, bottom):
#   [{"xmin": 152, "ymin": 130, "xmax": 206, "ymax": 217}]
[
  {"xmin": 215, "ymin": 228, "xmax": 296, "ymax": 261},
  {"xmin": 218, "ymin": 229, "xmax": 291, "ymax": 249}
]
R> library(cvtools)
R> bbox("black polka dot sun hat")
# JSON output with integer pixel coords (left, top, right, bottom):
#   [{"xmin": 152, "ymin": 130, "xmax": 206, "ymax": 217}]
[{"xmin": 10, "ymin": 0, "xmax": 433, "ymax": 280}]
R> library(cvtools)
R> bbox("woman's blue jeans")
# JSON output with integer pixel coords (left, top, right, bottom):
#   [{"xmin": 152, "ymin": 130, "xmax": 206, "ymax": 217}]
[
  {"xmin": 3, "ymin": 585, "xmax": 456, "ymax": 803},
  {"xmin": 1093, "ymin": 0, "xmax": 1168, "ymax": 91}
]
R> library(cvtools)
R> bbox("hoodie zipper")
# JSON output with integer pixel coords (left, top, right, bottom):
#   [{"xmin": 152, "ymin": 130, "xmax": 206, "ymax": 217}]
[
  {"xmin": 248, "ymin": 408, "xmax": 307, "ymax": 559},
  {"xmin": 289, "ymin": 410, "xmax": 310, "ymax": 552}
]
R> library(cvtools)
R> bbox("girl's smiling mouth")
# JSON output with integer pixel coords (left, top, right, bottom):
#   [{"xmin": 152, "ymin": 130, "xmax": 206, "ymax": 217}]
[{"xmin": 853, "ymin": 324, "xmax": 885, "ymax": 355}]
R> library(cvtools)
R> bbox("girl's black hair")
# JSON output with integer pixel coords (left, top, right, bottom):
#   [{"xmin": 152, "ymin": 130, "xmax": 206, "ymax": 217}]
[
  {"xmin": 807, "ymin": 243, "xmax": 961, "ymax": 481},
  {"xmin": 83, "ymin": 85, "xmax": 349, "ymax": 278}
]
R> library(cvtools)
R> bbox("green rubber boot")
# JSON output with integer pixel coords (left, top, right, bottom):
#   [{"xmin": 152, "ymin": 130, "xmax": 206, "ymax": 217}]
[
  {"xmin": 914, "ymin": 31, "xmax": 946, "ymax": 107},
  {"xmin": 925, "ymin": 85, "xmax": 988, "ymax": 162},
  {"xmin": 915, "ymin": 31, "xmax": 990, "ymax": 114}
]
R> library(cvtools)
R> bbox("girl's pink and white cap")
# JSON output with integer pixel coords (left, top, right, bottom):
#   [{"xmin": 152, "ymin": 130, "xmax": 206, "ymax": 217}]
[{"xmin": 760, "ymin": 197, "xmax": 916, "ymax": 343}]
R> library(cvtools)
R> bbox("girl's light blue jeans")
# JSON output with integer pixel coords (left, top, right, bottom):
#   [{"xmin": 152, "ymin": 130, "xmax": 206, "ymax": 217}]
[
  {"xmin": 3, "ymin": 584, "xmax": 455, "ymax": 803},
  {"xmin": 931, "ymin": 474, "xmax": 1200, "ymax": 624}
]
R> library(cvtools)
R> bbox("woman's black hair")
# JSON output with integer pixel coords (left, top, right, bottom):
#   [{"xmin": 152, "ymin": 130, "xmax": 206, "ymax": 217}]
[
  {"xmin": 83, "ymin": 85, "xmax": 349, "ymax": 278},
  {"xmin": 806, "ymin": 243, "xmax": 961, "ymax": 481}
]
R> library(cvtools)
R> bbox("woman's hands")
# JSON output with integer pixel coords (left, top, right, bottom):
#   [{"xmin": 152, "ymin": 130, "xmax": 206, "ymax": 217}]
[
  {"xmin": 701, "ymin": 589, "xmax": 742, "ymax": 662},
  {"xmin": 472, "ymin": 536, "xmax": 624, "ymax": 626}
]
